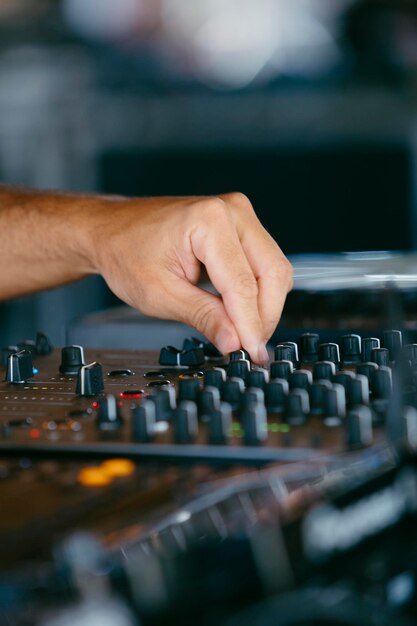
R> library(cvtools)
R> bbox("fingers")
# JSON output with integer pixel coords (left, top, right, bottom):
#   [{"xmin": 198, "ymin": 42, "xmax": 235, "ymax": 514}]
[
  {"xmin": 190, "ymin": 200, "xmax": 269, "ymax": 363},
  {"xmin": 163, "ymin": 277, "xmax": 242, "ymax": 355}
]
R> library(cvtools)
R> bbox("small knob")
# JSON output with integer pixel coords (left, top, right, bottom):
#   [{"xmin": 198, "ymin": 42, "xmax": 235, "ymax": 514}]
[
  {"xmin": 346, "ymin": 406, "xmax": 373, "ymax": 450},
  {"xmin": 76, "ymin": 362, "xmax": 104, "ymax": 396},
  {"xmin": 318, "ymin": 343, "xmax": 340, "ymax": 367},
  {"xmin": 403, "ymin": 344, "xmax": 417, "ymax": 366},
  {"xmin": 204, "ymin": 368, "xmax": 226, "ymax": 389},
  {"xmin": 270, "ymin": 360, "xmax": 293, "ymax": 380},
  {"xmin": 174, "ymin": 401, "xmax": 198, "ymax": 443},
  {"xmin": 230, "ymin": 349, "xmax": 251, "ymax": 362},
  {"xmin": 403, "ymin": 406, "xmax": 417, "ymax": 450},
  {"xmin": 208, "ymin": 402, "xmax": 232, "ymax": 445},
  {"xmin": 309, "ymin": 380, "xmax": 332, "ymax": 415},
  {"xmin": 221, "ymin": 377, "xmax": 245, "ymax": 411},
  {"xmin": 370, "ymin": 348, "xmax": 390, "ymax": 367},
  {"xmin": 281, "ymin": 342, "xmax": 299, "ymax": 364},
  {"xmin": 266, "ymin": 379, "xmax": 289, "ymax": 413},
  {"xmin": 159, "ymin": 346, "xmax": 205, "ymax": 367},
  {"xmin": 313, "ymin": 360, "xmax": 336, "ymax": 381},
  {"xmin": 361, "ymin": 338, "xmax": 380, "ymax": 363},
  {"xmin": 240, "ymin": 387, "xmax": 265, "ymax": 414},
  {"xmin": 199, "ymin": 386, "xmax": 221, "ymax": 417},
  {"xmin": 348, "ymin": 375, "xmax": 369, "ymax": 407},
  {"xmin": 288, "ymin": 369, "xmax": 312, "ymax": 391},
  {"xmin": 1, "ymin": 345, "xmax": 19, "ymax": 367},
  {"xmin": 227, "ymin": 359, "xmax": 250, "ymax": 381},
  {"xmin": 178, "ymin": 378, "xmax": 200, "ymax": 402},
  {"xmin": 383, "ymin": 330, "xmax": 402, "ymax": 361},
  {"xmin": 322, "ymin": 383, "xmax": 346, "ymax": 427},
  {"xmin": 132, "ymin": 400, "xmax": 156, "ymax": 442},
  {"xmin": 242, "ymin": 403, "xmax": 267, "ymax": 446},
  {"xmin": 299, "ymin": 333, "xmax": 319, "ymax": 364},
  {"xmin": 148, "ymin": 386, "xmax": 176, "ymax": 421},
  {"xmin": 35, "ymin": 331, "xmax": 53, "ymax": 356},
  {"xmin": 284, "ymin": 389, "xmax": 310, "ymax": 425},
  {"xmin": 332, "ymin": 370, "xmax": 355, "ymax": 394},
  {"xmin": 274, "ymin": 345, "xmax": 294, "ymax": 363},
  {"xmin": 370, "ymin": 366, "xmax": 392, "ymax": 400},
  {"xmin": 18, "ymin": 340, "xmax": 37, "ymax": 357},
  {"xmin": 96, "ymin": 395, "xmax": 122, "ymax": 430},
  {"xmin": 356, "ymin": 362, "xmax": 379, "ymax": 379},
  {"xmin": 6, "ymin": 349, "xmax": 34, "ymax": 383},
  {"xmin": 246, "ymin": 369, "xmax": 269, "ymax": 390},
  {"xmin": 341, "ymin": 334, "xmax": 362, "ymax": 365},
  {"xmin": 60, "ymin": 345, "xmax": 85, "ymax": 375}
]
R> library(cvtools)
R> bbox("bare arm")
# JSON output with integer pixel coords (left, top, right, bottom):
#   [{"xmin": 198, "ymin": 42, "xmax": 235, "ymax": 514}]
[{"xmin": 0, "ymin": 187, "xmax": 293, "ymax": 363}]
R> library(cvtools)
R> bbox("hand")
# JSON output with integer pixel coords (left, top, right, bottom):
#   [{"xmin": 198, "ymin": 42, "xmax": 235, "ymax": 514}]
[{"xmin": 89, "ymin": 192, "xmax": 292, "ymax": 363}]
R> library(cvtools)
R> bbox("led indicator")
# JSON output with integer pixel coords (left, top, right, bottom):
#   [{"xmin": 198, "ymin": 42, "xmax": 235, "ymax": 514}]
[{"xmin": 30, "ymin": 428, "xmax": 41, "ymax": 439}]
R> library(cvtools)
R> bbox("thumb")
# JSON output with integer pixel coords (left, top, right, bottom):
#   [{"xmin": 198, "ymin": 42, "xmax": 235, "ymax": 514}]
[{"xmin": 165, "ymin": 279, "xmax": 241, "ymax": 355}]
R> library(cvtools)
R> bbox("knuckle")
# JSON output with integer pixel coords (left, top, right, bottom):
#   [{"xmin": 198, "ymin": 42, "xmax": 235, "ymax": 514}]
[
  {"xmin": 225, "ymin": 191, "xmax": 254, "ymax": 212},
  {"xmin": 282, "ymin": 258, "xmax": 294, "ymax": 291},
  {"xmin": 233, "ymin": 273, "xmax": 258, "ymax": 299}
]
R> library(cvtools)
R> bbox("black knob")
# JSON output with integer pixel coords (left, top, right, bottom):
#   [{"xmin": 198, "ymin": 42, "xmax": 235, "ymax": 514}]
[
  {"xmin": 178, "ymin": 378, "xmax": 200, "ymax": 402},
  {"xmin": 242, "ymin": 403, "xmax": 267, "ymax": 445},
  {"xmin": 266, "ymin": 379, "xmax": 289, "ymax": 412},
  {"xmin": 349, "ymin": 375, "xmax": 369, "ymax": 407},
  {"xmin": 35, "ymin": 331, "xmax": 53, "ymax": 356},
  {"xmin": 60, "ymin": 345, "xmax": 85, "ymax": 376},
  {"xmin": 403, "ymin": 344, "xmax": 417, "ymax": 365},
  {"xmin": 159, "ymin": 346, "xmax": 205, "ymax": 367},
  {"xmin": 204, "ymin": 368, "xmax": 226, "ymax": 389},
  {"xmin": 148, "ymin": 386, "xmax": 176, "ymax": 421},
  {"xmin": 356, "ymin": 362, "xmax": 379, "ymax": 379},
  {"xmin": 299, "ymin": 333, "xmax": 319, "ymax": 364},
  {"xmin": 246, "ymin": 369, "xmax": 269, "ymax": 390},
  {"xmin": 18, "ymin": 340, "xmax": 37, "ymax": 357},
  {"xmin": 1, "ymin": 345, "xmax": 19, "ymax": 367},
  {"xmin": 240, "ymin": 387, "xmax": 265, "ymax": 414},
  {"xmin": 221, "ymin": 377, "xmax": 245, "ymax": 411},
  {"xmin": 6, "ymin": 349, "xmax": 34, "ymax": 383},
  {"xmin": 199, "ymin": 386, "xmax": 221, "ymax": 417},
  {"xmin": 132, "ymin": 400, "xmax": 156, "ymax": 442},
  {"xmin": 322, "ymin": 383, "xmax": 346, "ymax": 427},
  {"xmin": 309, "ymin": 380, "xmax": 332, "ymax": 415},
  {"xmin": 227, "ymin": 359, "xmax": 250, "ymax": 381},
  {"xmin": 289, "ymin": 369, "xmax": 312, "ymax": 391},
  {"xmin": 370, "ymin": 348, "xmax": 390, "ymax": 367},
  {"xmin": 341, "ymin": 334, "xmax": 362, "ymax": 365},
  {"xmin": 96, "ymin": 395, "xmax": 122, "ymax": 430},
  {"xmin": 274, "ymin": 345, "xmax": 294, "ymax": 363},
  {"xmin": 332, "ymin": 370, "xmax": 355, "ymax": 392},
  {"xmin": 285, "ymin": 389, "xmax": 310, "ymax": 425},
  {"xmin": 383, "ymin": 330, "xmax": 402, "ymax": 361},
  {"xmin": 208, "ymin": 402, "xmax": 232, "ymax": 445},
  {"xmin": 403, "ymin": 406, "xmax": 417, "ymax": 450},
  {"xmin": 230, "ymin": 349, "xmax": 250, "ymax": 362},
  {"xmin": 361, "ymin": 338, "xmax": 380, "ymax": 363},
  {"xmin": 174, "ymin": 401, "xmax": 198, "ymax": 443},
  {"xmin": 313, "ymin": 360, "xmax": 336, "ymax": 381},
  {"xmin": 281, "ymin": 342, "xmax": 299, "ymax": 364},
  {"xmin": 76, "ymin": 362, "xmax": 104, "ymax": 396},
  {"xmin": 318, "ymin": 343, "xmax": 340, "ymax": 367},
  {"xmin": 346, "ymin": 406, "xmax": 373, "ymax": 450},
  {"xmin": 270, "ymin": 360, "xmax": 293, "ymax": 380},
  {"xmin": 370, "ymin": 366, "xmax": 392, "ymax": 400}
]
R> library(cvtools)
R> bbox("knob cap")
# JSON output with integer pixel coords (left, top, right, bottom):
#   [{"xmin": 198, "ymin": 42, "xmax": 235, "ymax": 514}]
[
  {"xmin": 246, "ymin": 369, "xmax": 269, "ymax": 390},
  {"xmin": 356, "ymin": 362, "xmax": 379, "ymax": 379},
  {"xmin": 361, "ymin": 338, "xmax": 380, "ymax": 363},
  {"xmin": 148, "ymin": 386, "xmax": 176, "ymax": 421},
  {"xmin": 6, "ymin": 349, "xmax": 34, "ymax": 383},
  {"xmin": 309, "ymin": 380, "xmax": 332, "ymax": 415},
  {"xmin": 199, "ymin": 386, "xmax": 221, "ymax": 417},
  {"xmin": 332, "ymin": 370, "xmax": 355, "ymax": 394},
  {"xmin": 204, "ymin": 368, "xmax": 226, "ymax": 389},
  {"xmin": 383, "ymin": 330, "xmax": 402, "ymax": 361},
  {"xmin": 178, "ymin": 378, "xmax": 200, "ymax": 402},
  {"xmin": 270, "ymin": 360, "xmax": 293, "ymax": 380},
  {"xmin": 221, "ymin": 377, "xmax": 245, "ymax": 411},
  {"xmin": 242, "ymin": 403, "xmax": 267, "ymax": 446},
  {"xmin": 240, "ymin": 387, "xmax": 265, "ymax": 414},
  {"xmin": 341, "ymin": 334, "xmax": 362, "ymax": 365},
  {"xmin": 132, "ymin": 400, "xmax": 156, "ymax": 442},
  {"xmin": 159, "ymin": 346, "xmax": 205, "ymax": 367},
  {"xmin": 230, "ymin": 349, "xmax": 250, "ymax": 362},
  {"xmin": 227, "ymin": 359, "xmax": 250, "ymax": 381},
  {"xmin": 289, "ymin": 369, "xmax": 312, "ymax": 391},
  {"xmin": 174, "ymin": 401, "xmax": 198, "ymax": 443},
  {"xmin": 403, "ymin": 344, "xmax": 417, "ymax": 366},
  {"xmin": 76, "ymin": 362, "xmax": 104, "ymax": 396},
  {"xmin": 322, "ymin": 383, "xmax": 346, "ymax": 427},
  {"xmin": 266, "ymin": 379, "xmax": 289, "ymax": 413},
  {"xmin": 208, "ymin": 402, "xmax": 232, "ymax": 445},
  {"xmin": 346, "ymin": 406, "xmax": 373, "ymax": 449},
  {"xmin": 35, "ymin": 331, "xmax": 53, "ymax": 356},
  {"xmin": 285, "ymin": 389, "xmax": 310, "ymax": 425},
  {"xmin": 1, "ymin": 345, "xmax": 19, "ymax": 367},
  {"xmin": 96, "ymin": 395, "xmax": 122, "ymax": 430},
  {"xmin": 318, "ymin": 343, "xmax": 340, "ymax": 367},
  {"xmin": 274, "ymin": 345, "xmax": 294, "ymax": 363},
  {"xmin": 60, "ymin": 345, "xmax": 85, "ymax": 375},
  {"xmin": 371, "ymin": 366, "xmax": 392, "ymax": 400},
  {"xmin": 299, "ymin": 333, "xmax": 319, "ymax": 364},
  {"xmin": 349, "ymin": 375, "xmax": 369, "ymax": 407},
  {"xmin": 370, "ymin": 348, "xmax": 390, "ymax": 367},
  {"xmin": 313, "ymin": 361, "xmax": 336, "ymax": 381}
]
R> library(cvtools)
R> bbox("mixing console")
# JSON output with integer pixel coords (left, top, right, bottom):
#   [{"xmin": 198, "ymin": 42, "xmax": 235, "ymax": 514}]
[{"xmin": 0, "ymin": 330, "xmax": 416, "ymax": 465}]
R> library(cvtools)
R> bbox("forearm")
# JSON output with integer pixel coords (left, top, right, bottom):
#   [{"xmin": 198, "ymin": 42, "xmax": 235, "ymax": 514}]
[{"xmin": 0, "ymin": 185, "xmax": 99, "ymax": 299}]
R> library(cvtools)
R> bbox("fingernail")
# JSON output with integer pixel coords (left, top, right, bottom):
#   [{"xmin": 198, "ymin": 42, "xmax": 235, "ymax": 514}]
[{"xmin": 257, "ymin": 342, "xmax": 269, "ymax": 364}]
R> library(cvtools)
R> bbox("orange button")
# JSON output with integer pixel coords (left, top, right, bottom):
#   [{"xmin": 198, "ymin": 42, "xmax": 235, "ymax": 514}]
[
  {"xmin": 100, "ymin": 458, "xmax": 135, "ymax": 478},
  {"xmin": 78, "ymin": 466, "xmax": 112, "ymax": 488}
]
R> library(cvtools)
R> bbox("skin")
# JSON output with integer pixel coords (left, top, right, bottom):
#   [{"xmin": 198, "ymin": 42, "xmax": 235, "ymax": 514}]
[{"xmin": 0, "ymin": 186, "xmax": 293, "ymax": 363}]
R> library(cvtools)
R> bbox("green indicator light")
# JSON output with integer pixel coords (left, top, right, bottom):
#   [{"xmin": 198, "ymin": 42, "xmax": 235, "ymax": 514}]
[
  {"xmin": 232, "ymin": 422, "xmax": 241, "ymax": 431},
  {"xmin": 269, "ymin": 423, "xmax": 280, "ymax": 433},
  {"xmin": 281, "ymin": 424, "xmax": 290, "ymax": 432}
]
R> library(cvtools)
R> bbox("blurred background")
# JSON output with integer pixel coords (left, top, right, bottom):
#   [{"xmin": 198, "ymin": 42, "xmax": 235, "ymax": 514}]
[{"xmin": 1, "ymin": 0, "xmax": 417, "ymax": 347}]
